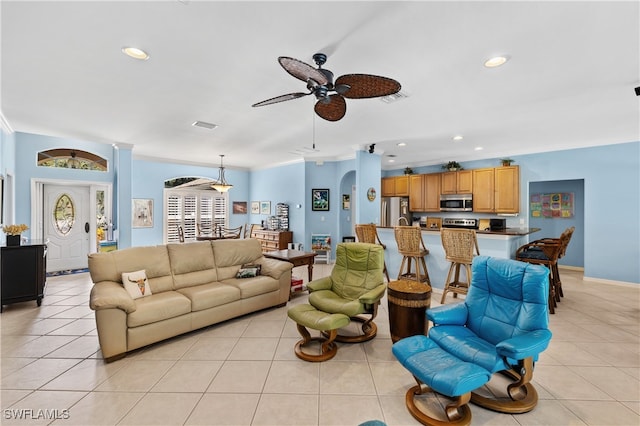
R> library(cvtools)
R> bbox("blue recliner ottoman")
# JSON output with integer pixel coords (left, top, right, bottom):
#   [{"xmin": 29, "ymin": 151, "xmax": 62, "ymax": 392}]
[{"xmin": 393, "ymin": 335, "xmax": 491, "ymax": 425}]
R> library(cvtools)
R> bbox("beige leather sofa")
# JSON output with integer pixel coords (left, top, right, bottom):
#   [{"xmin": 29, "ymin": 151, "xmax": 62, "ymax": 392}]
[{"xmin": 88, "ymin": 238, "xmax": 293, "ymax": 361}]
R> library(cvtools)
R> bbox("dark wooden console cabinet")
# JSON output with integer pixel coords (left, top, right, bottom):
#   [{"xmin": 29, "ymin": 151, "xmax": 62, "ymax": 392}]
[{"xmin": 1, "ymin": 242, "xmax": 47, "ymax": 312}]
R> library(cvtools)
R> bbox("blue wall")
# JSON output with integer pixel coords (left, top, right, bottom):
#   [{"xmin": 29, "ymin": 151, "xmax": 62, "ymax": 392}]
[
  {"xmin": 529, "ymin": 179, "xmax": 584, "ymax": 268},
  {"xmin": 249, "ymin": 161, "xmax": 305, "ymax": 245},
  {"xmin": 131, "ymin": 158, "xmax": 250, "ymax": 247},
  {"xmin": 3, "ymin": 131, "xmax": 639, "ymax": 284}
]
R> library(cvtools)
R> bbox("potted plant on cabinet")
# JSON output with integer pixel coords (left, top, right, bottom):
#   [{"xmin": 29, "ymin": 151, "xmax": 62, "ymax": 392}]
[
  {"xmin": 500, "ymin": 158, "xmax": 515, "ymax": 166},
  {"xmin": 442, "ymin": 161, "xmax": 462, "ymax": 171},
  {"xmin": 3, "ymin": 224, "xmax": 29, "ymax": 246}
]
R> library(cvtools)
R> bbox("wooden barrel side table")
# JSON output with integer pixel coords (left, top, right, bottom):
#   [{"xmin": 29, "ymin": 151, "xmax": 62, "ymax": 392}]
[{"xmin": 387, "ymin": 279, "xmax": 432, "ymax": 343}]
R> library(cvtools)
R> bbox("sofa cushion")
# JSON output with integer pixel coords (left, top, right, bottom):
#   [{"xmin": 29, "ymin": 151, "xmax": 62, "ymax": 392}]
[
  {"xmin": 212, "ymin": 239, "xmax": 263, "ymax": 280},
  {"xmin": 122, "ymin": 270, "xmax": 153, "ymax": 299},
  {"xmin": 222, "ymin": 275, "xmax": 280, "ymax": 299},
  {"xmin": 177, "ymin": 283, "xmax": 241, "ymax": 312},
  {"xmin": 89, "ymin": 245, "xmax": 174, "ymax": 294},
  {"xmin": 127, "ymin": 291, "xmax": 191, "ymax": 328},
  {"xmin": 167, "ymin": 242, "xmax": 218, "ymax": 289}
]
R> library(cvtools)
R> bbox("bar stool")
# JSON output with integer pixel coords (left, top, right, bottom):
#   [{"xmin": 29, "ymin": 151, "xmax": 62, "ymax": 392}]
[
  {"xmin": 355, "ymin": 223, "xmax": 391, "ymax": 282},
  {"xmin": 516, "ymin": 227, "xmax": 573, "ymax": 313},
  {"xmin": 440, "ymin": 228, "xmax": 479, "ymax": 304},
  {"xmin": 394, "ymin": 226, "xmax": 430, "ymax": 284}
]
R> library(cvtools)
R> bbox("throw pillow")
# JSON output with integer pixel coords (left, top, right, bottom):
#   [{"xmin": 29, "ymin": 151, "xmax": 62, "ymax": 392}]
[
  {"xmin": 242, "ymin": 263, "xmax": 261, "ymax": 275},
  {"xmin": 236, "ymin": 266, "xmax": 260, "ymax": 279},
  {"xmin": 122, "ymin": 270, "xmax": 153, "ymax": 299}
]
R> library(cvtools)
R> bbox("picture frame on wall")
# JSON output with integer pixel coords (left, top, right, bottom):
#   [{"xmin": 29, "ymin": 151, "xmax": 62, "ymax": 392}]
[
  {"xmin": 132, "ymin": 198, "xmax": 153, "ymax": 228},
  {"xmin": 342, "ymin": 194, "xmax": 350, "ymax": 210},
  {"xmin": 232, "ymin": 201, "xmax": 247, "ymax": 214},
  {"xmin": 251, "ymin": 201, "xmax": 260, "ymax": 214},
  {"xmin": 260, "ymin": 201, "xmax": 271, "ymax": 215},
  {"xmin": 312, "ymin": 188, "xmax": 330, "ymax": 211}
]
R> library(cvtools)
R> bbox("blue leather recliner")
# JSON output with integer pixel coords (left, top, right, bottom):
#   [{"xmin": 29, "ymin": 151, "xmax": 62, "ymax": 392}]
[{"xmin": 393, "ymin": 256, "xmax": 552, "ymax": 425}]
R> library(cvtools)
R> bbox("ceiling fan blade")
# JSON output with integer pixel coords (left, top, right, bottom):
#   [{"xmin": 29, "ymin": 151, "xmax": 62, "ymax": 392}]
[
  {"xmin": 278, "ymin": 57, "xmax": 329, "ymax": 86},
  {"xmin": 252, "ymin": 92, "xmax": 310, "ymax": 107},
  {"xmin": 314, "ymin": 94, "xmax": 346, "ymax": 121},
  {"xmin": 335, "ymin": 74, "xmax": 401, "ymax": 99}
]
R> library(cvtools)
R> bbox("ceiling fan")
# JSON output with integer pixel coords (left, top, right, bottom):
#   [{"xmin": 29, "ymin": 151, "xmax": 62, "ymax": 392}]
[{"xmin": 252, "ymin": 53, "xmax": 401, "ymax": 122}]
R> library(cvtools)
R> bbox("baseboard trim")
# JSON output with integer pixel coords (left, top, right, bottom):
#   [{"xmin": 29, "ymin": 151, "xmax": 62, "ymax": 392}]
[{"xmin": 583, "ymin": 276, "xmax": 640, "ymax": 288}]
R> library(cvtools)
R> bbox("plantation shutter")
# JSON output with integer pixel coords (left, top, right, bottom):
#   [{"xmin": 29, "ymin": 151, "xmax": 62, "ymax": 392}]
[
  {"xmin": 167, "ymin": 195, "xmax": 182, "ymax": 243},
  {"xmin": 164, "ymin": 189, "xmax": 228, "ymax": 243}
]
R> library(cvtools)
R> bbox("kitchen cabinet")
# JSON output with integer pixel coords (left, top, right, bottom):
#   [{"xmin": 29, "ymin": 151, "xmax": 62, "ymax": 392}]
[
  {"xmin": 441, "ymin": 170, "xmax": 473, "ymax": 194},
  {"xmin": 472, "ymin": 166, "xmax": 520, "ymax": 213},
  {"xmin": 424, "ymin": 173, "xmax": 441, "ymax": 211},
  {"xmin": 472, "ymin": 168, "xmax": 495, "ymax": 213},
  {"xmin": 408, "ymin": 174, "xmax": 425, "ymax": 211},
  {"xmin": 495, "ymin": 166, "xmax": 520, "ymax": 213},
  {"xmin": 1, "ymin": 243, "xmax": 47, "ymax": 312},
  {"xmin": 409, "ymin": 174, "xmax": 440, "ymax": 212},
  {"xmin": 381, "ymin": 175, "xmax": 409, "ymax": 197},
  {"xmin": 250, "ymin": 229, "xmax": 293, "ymax": 252}
]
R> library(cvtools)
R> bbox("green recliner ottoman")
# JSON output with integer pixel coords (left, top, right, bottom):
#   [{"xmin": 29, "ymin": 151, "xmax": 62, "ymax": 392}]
[{"xmin": 287, "ymin": 304, "xmax": 350, "ymax": 362}]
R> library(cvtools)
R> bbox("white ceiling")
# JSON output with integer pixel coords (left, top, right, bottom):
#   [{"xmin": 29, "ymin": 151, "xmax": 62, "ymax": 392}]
[{"xmin": 2, "ymin": 1, "xmax": 638, "ymax": 171}]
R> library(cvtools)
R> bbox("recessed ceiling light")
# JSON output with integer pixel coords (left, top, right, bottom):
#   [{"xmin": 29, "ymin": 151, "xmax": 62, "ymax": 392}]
[
  {"xmin": 397, "ymin": 142, "xmax": 407, "ymax": 147},
  {"xmin": 484, "ymin": 55, "xmax": 509, "ymax": 68},
  {"xmin": 452, "ymin": 135, "xmax": 464, "ymax": 141},
  {"xmin": 122, "ymin": 47, "xmax": 149, "ymax": 61},
  {"xmin": 388, "ymin": 159, "xmax": 395, "ymax": 163},
  {"xmin": 474, "ymin": 146, "xmax": 484, "ymax": 151}
]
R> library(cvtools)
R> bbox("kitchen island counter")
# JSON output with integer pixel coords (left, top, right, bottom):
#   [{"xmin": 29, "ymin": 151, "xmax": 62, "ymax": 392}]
[{"xmin": 375, "ymin": 226, "xmax": 540, "ymax": 292}]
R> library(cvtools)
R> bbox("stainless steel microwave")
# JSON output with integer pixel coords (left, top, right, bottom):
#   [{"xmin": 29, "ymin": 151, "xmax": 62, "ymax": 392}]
[{"xmin": 440, "ymin": 194, "xmax": 473, "ymax": 212}]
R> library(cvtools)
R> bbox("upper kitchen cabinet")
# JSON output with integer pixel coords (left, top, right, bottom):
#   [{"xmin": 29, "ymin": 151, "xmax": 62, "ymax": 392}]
[
  {"xmin": 424, "ymin": 173, "xmax": 441, "ymax": 212},
  {"xmin": 441, "ymin": 170, "xmax": 473, "ymax": 194},
  {"xmin": 382, "ymin": 175, "xmax": 410, "ymax": 197},
  {"xmin": 472, "ymin": 168, "xmax": 495, "ymax": 212},
  {"xmin": 472, "ymin": 166, "xmax": 520, "ymax": 213},
  {"xmin": 494, "ymin": 166, "xmax": 520, "ymax": 213},
  {"xmin": 408, "ymin": 174, "xmax": 425, "ymax": 211},
  {"xmin": 409, "ymin": 174, "xmax": 440, "ymax": 212}
]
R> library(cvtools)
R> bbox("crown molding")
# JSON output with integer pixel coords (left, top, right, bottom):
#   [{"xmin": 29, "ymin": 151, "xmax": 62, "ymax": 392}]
[{"xmin": 0, "ymin": 110, "xmax": 14, "ymax": 134}]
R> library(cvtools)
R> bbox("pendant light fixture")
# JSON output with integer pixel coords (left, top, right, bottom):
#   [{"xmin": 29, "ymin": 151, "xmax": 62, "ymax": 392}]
[{"xmin": 211, "ymin": 154, "xmax": 233, "ymax": 192}]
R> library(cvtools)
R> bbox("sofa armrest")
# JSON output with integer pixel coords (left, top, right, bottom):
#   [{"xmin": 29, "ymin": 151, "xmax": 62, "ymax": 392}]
[
  {"xmin": 496, "ymin": 329, "xmax": 553, "ymax": 360},
  {"xmin": 89, "ymin": 281, "xmax": 136, "ymax": 313},
  {"xmin": 306, "ymin": 276, "xmax": 333, "ymax": 292},
  {"xmin": 256, "ymin": 257, "xmax": 293, "ymax": 280},
  {"xmin": 359, "ymin": 284, "xmax": 386, "ymax": 305},
  {"xmin": 427, "ymin": 302, "xmax": 468, "ymax": 326}
]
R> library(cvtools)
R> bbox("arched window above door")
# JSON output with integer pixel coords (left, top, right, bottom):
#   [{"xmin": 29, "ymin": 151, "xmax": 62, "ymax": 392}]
[{"xmin": 37, "ymin": 148, "xmax": 107, "ymax": 171}]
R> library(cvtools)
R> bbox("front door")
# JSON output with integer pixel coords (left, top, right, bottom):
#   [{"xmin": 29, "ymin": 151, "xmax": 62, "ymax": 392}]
[{"xmin": 44, "ymin": 185, "xmax": 91, "ymax": 272}]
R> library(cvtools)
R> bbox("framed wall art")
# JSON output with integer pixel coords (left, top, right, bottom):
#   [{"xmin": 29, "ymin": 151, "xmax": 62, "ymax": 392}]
[
  {"xmin": 232, "ymin": 201, "xmax": 247, "ymax": 214},
  {"xmin": 342, "ymin": 194, "xmax": 350, "ymax": 210},
  {"xmin": 312, "ymin": 188, "xmax": 330, "ymax": 211},
  {"xmin": 132, "ymin": 198, "xmax": 153, "ymax": 228},
  {"xmin": 260, "ymin": 201, "xmax": 271, "ymax": 215},
  {"xmin": 251, "ymin": 201, "xmax": 260, "ymax": 214}
]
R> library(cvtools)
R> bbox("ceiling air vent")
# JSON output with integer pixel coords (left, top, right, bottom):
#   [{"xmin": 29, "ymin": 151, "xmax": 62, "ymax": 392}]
[
  {"xmin": 192, "ymin": 121, "xmax": 218, "ymax": 130},
  {"xmin": 380, "ymin": 91, "xmax": 409, "ymax": 104}
]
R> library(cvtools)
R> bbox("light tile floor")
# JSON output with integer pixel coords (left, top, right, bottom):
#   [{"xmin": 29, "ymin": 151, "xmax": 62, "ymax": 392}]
[{"xmin": 1, "ymin": 265, "xmax": 639, "ymax": 425}]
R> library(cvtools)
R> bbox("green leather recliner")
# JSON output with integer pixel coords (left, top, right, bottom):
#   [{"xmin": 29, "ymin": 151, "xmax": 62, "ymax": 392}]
[{"xmin": 307, "ymin": 242, "xmax": 386, "ymax": 343}]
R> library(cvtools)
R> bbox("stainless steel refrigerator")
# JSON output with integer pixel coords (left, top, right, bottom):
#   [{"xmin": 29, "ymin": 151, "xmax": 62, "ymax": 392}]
[{"xmin": 380, "ymin": 197, "xmax": 411, "ymax": 226}]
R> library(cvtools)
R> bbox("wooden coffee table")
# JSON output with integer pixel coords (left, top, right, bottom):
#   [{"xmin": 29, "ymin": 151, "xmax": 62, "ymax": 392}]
[{"xmin": 264, "ymin": 249, "xmax": 318, "ymax": 283}]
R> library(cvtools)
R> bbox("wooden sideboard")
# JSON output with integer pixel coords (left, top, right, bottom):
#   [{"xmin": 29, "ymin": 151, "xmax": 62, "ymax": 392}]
[
  {"xmin": 1, "ymin": 242, "xmax": 47, "ymax": 312},
  {"xmin": 250, "ymin": 229, "xmax": 293, "ymax": 252}
]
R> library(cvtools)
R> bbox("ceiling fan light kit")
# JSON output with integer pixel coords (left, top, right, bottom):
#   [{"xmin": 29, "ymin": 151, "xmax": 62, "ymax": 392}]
[{"xmin": 252, "ymin": 53, "xmax": 401, "ymax": 121}]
